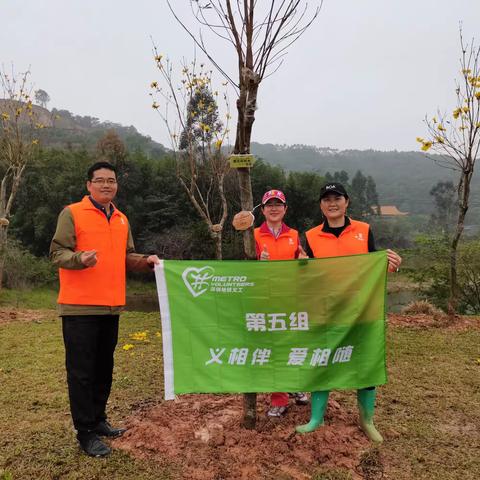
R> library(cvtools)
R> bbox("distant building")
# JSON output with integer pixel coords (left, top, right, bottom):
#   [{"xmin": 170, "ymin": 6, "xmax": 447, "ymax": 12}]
[{"xmin": 371, "ymin": 205, "xmax": 409, "ymax": 216}]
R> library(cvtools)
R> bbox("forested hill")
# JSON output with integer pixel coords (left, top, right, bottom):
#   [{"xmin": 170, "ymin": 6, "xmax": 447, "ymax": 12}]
[
  {"xmin": 250, "ymin": 142, "xmax": 480, "ymax": 218},
  {"xmin": 9, "ymin": 100, "xmax": 477, "ymax": 219},
  {"xmin": 0, "ymin": 100, "xmax": 166, "ymax": 158}
]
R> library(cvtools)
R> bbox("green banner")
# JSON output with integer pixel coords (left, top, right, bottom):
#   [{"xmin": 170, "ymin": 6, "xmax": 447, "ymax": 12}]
[{"xmin": 155, "ymin": 251, "xmax": 388, "ymax": 400}]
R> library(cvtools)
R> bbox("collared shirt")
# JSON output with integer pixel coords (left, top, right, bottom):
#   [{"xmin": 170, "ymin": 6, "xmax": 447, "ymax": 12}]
[{"xmin": 88, "ymin": 195, "xmax": 114, "ymax": 221}]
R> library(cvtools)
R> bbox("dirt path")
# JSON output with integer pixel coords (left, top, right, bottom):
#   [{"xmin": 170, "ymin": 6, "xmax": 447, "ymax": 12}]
[{"xmin": 0, "ymin": 307, "xmax": 54, "ymax": 326}]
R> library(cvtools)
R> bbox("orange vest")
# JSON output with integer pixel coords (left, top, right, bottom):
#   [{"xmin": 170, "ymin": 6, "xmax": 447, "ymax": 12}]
[
  {"xmin": 58, "ymin": 196, "xmax": 129, "ymax": 306},
  {"xmin": 254, "ymin": 222, "xmax": 299, "ymax": 260},
  {"xmin": 306, "ymin": 219, "xmax": 369, "ymax": 258}
]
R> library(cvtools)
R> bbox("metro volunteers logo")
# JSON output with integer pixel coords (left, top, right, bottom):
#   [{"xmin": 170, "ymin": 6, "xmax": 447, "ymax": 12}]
[
  {"xmin": 181, "ymin": 266, "xmax": 256, "ymax": 297},
  {"xmin": 182, "ymin": 266, "xmax": 215, "ymax": 297}
]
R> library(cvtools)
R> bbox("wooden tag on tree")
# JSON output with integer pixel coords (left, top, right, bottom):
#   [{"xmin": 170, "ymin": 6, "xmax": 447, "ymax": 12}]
[{"xmin": 232, "ymin": 211, "xmax": 254, "ymax": 231}]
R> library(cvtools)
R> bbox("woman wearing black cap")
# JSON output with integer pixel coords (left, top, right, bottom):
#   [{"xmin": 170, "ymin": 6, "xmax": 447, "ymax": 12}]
[{"xmin": 296, "ymin": 182, "xmax": 402, "ymax": 443}]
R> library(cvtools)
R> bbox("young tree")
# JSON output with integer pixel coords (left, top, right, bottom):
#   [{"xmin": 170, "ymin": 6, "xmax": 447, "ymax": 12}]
[
  {"xmin": 417, "ymin": 30, "xmax": 480, "ymax": 316},
  {"xmin": 34, "ymin": 89, "xmax": 50, "ymax": 108},
  {"xmin": 167, "ymin": 0, "xmax": 322, "ymax": 429},
  {"xmin": 429, "ymin": 180, "xmax": 456, "ymax": 236},
  {"xmin": 151, "ymin": 56, "xmax": 231, "ymax": 260},
  {"xmin": 0, "ymin": 68, "xmax": 41, "ymax": 289},
  {"xmin": 96, "ymin": 130, "xmax": 127, "ymax": 166}
]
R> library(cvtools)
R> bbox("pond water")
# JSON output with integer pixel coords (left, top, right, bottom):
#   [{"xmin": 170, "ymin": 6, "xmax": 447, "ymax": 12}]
[{"xmin": 387, "ymin": 289, "xmax": 420, "ymax": 313}]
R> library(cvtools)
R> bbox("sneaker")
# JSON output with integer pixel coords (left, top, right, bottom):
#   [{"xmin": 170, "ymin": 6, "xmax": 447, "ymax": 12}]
[
  {"xmin": 290, "ymin": 392, "xmax": 309, "ymax": 405},
  {"xmin": 94, "ymin": 420, "xmax": 127, "ymax": 438},
  {"xmin": 77, "ymin": 432, "xmax": 111, "ymax": 457},
  {"xmin": 267, "ymin": 405, "xmax": 288, "ymax": 417}
]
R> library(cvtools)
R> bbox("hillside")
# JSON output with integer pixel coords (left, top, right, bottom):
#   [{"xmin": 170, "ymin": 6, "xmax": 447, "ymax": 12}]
[
  {"xmin": 251, "ymin": 142, "xmax": 480, "ymax": 221},
  {"xmin": 0, "ymin": 100, "xmax": 166, "ymax": 158},
  {"xmin": 3, "ymin": 99, "xmax": 478, "ymax": 222}
]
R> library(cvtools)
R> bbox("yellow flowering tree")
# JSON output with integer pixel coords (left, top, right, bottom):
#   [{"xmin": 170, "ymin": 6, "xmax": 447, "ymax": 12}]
[
  {"xmin": 0, "ymin": 68, "xmax": 41, "ymax": 289},
  {"xmin": 418, "ymin": 31, "xmax": 480, "ymax": 315},
  {"xmin": 150, "ymin": 53, "xmax": 231, "ymax": 260}
]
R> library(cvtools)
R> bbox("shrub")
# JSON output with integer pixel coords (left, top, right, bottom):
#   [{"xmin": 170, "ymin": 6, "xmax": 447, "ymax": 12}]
[
  {"xmin": 401, "ymin": 300, "xmax": 443, "ymax": 316},
  {"xmin": 2, "ymin": 239, "xmax": 56, "ymax": 289}
]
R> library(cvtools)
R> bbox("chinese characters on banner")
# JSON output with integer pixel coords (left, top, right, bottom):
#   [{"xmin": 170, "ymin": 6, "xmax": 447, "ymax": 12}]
[{"xmin": 155, "ymin": 252, "xmax": 388, "ymax": 400}]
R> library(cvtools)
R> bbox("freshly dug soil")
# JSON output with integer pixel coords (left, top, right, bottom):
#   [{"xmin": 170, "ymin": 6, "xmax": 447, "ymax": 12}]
[{"xmin": 113, "ymin": 393, "xmax": 375, "ymax": 480}]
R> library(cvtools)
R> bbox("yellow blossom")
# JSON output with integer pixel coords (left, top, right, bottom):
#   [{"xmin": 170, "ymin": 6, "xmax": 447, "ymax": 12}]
[
  {"xmin": 215, "ymin": 139, "xmax": 223, "ymax": 149},
  {"xmin": 475, "ymin": 92, "xmax": 480, "ymax": 100},
  {"xmin": 462, "ymin": 69, "xmax": 472, "ymax": 75},
  {"xmin": 1, "ymin": 112, "xmax": 10, "ymax": 121},
  {"xmin": 421, "ymin": 141, "xmax": 432, "ymax": 152},
  {"xmin": 462, "ymin": 106, "xmax": 470, "ymax": 113},
  {"xmin": 155, "ymin": 54, "xmax": 163, "ymax": 62},
  {"xmin": 152, "ymin": 102, "xmax": 159, "ymax": 109},
  {"xmin": 453, "ymin": 108, "xmax": 461, "ymax": 119},
  {"xmin": 150, "ymin": 81, "xmax": 158, "ymax": 89},
  {"xmin": 434, "ymin": 136, "xmax": 444, "ymax": 144},
  {"xmin": 432, "ymin": 116, "xmax": 437, "ymax": 123},
  {"xmin": 31, "ymin": 139, "xmax": 39, "ymax": 145},
  {"xmin": 130, "ymin": 331, "xmax": 148, "ymax": 341},
  {"xmin": 476, "ymin": 123, "xmax": 480, "ymax": 129},
  {"xmin": 155, "ymin": 331, "xmax": 161, "ymax": 337},
  {"xmin": 416, "ymin": 137, "xmax": 424, "ymax": 143},
  {"xmin": 437, "ymin": 124, "xmax": 446, "ymax": 132},
  {"xmin": 122, "ymin": 344, "xmax": 134, "ymax": 351}
]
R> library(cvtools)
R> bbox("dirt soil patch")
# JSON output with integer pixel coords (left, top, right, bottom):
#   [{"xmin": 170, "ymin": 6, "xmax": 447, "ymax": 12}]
[
  {"xmin": 388, "ymin": 313, "xmax": 480, "ymax": 331},
  {"xmin": 113, "ymin": 393, "xmax": 384, "ymax": 480},
  {"xmin": 0, "ymin": 307, "xmax": 53, "ymax": 326}
]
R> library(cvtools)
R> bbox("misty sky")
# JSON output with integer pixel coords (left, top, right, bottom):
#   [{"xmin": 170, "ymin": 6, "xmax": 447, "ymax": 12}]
[{"xmin": 2, "ymin": 0, "xmax": 479, "ymax": 151}]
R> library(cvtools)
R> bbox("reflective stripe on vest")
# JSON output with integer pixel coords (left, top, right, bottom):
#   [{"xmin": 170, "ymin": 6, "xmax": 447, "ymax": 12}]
[
  {"xmin": 254, "ymin": 224, "xmax": 299, "ymax": 260},
  {"xmin": 58, "ymin": 196, "xmax": 129, "ymax": 306},
  {"xmin": 306, "ymin": 219, "xmax": 369, "ymax": 258}
]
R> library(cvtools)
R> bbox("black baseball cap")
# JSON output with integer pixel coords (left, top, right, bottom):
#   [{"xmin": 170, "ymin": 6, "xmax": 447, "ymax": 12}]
[{"xmin": 319, "ymin": 183, "xmax": 349, "ymax": 200}]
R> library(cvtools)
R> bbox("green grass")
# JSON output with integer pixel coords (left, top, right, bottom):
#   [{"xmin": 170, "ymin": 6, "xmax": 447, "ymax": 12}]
[
  {"xmin": 1, "ymin": 295, "xmax": 479, "ymax": 479},
  {"xmin": 0, "ymin": 287, "xmax": 57, "ymax": 310},
  {"xmin": 0, "ymin": 311, "xmax": 168, "ymax": 479},
  {"xmin": 0, "ymin": 281, "xmax": 157, "ymax": 311}
]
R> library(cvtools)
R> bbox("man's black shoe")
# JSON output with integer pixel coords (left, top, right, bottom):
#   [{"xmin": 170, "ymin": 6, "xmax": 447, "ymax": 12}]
[
  {"xmin": 77, "ymin": 432, "xmax": 111, "ymax": 457},
  {"xmin": 94, "ymin": 420, "xmax": 127, "ymax": 438}
]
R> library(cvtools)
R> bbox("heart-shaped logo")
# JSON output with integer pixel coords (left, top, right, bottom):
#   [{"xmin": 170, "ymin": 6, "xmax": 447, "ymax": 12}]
[{"xmin": 182, "ymin": 266, "xmax": 215, "ymax": 297}]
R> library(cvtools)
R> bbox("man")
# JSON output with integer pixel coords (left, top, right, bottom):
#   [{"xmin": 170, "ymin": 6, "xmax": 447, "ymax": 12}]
[
  {"xmin": 296, "ymin": 182, "xmax": 402, "ymax": 442},
  {"xmin": 50, "ymin": 162, "xmax": 159, "ymax": 457},
  {"xmin": 254, "ymin": 189, "xmax": 309, "ymax": 417}
]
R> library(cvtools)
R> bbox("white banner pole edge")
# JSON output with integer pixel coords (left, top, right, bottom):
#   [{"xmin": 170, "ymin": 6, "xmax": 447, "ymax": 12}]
[{"xmin": 154, "ymin": 260, "xmax": 175, "ymax": 400}]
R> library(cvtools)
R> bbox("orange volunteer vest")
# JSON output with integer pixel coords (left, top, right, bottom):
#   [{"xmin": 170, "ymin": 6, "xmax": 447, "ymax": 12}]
[
  {"xmin": 58, "ymin": 196, "xmax": 129, "ymax": 306},
  {"xmin": 306, "ymin": 219, "xmax": 369, "ymax": 258},
  {"xmin": 254, "ymin": 222, "xmax": 299, "ymax": 260}
]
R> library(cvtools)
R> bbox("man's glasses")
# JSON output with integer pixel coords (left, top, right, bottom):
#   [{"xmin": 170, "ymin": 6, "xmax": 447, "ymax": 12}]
[{"xmin": 90, "ymin": 178, "xmax": 117, "ymax": 185}]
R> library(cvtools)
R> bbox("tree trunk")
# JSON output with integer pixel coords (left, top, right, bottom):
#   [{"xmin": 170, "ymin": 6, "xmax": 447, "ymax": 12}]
[
  {"xmin": 0, "ymin": 225, "xmax": 7, "ymax": 291},
  {"xmin": 234, "ymin": 77, "xmax": 260, "ymax": 429},
  {"xmin": 213, "ymin": 231, "xmax": 223, "ymax": 260},
  {"xmin": 447, "ymin": 169, "xmax": 472, "ymax": 317}
]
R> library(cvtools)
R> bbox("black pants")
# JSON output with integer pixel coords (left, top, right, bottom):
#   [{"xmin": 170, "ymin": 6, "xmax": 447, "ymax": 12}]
[{"xmin": 62, "ymin": 315, "xmax": 119, "ymax": 433}]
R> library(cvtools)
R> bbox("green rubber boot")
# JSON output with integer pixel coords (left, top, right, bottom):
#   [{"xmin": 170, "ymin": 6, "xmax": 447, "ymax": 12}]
[
  {"xmin": 295, "ymin": 391, "xmax": 330, "ymax": 433},
  {"xmin": 357, "ymin": 388, "xmax": 383, "ymax": 443}
]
